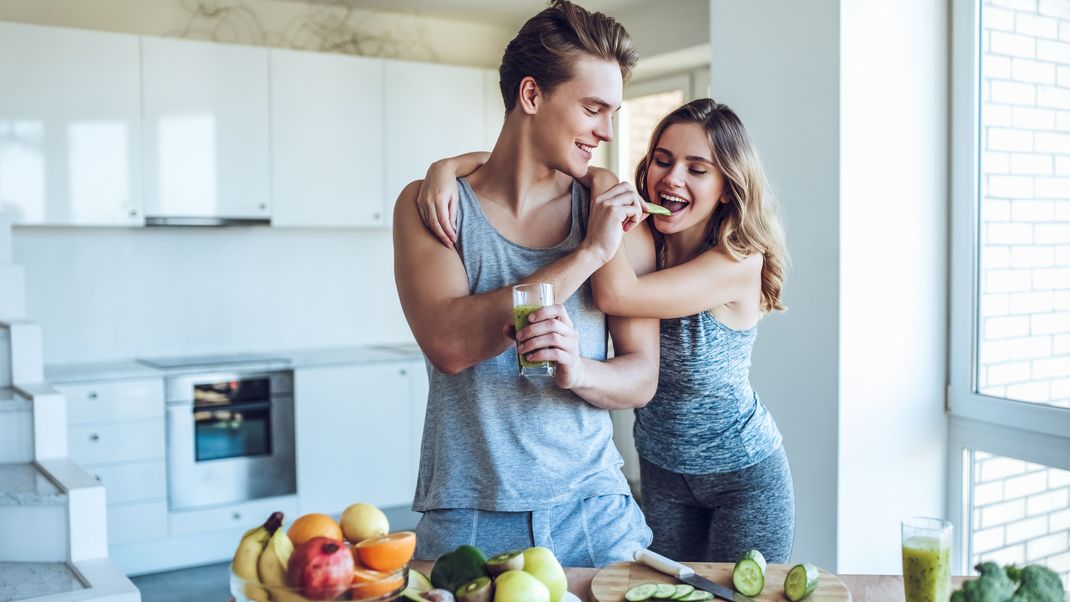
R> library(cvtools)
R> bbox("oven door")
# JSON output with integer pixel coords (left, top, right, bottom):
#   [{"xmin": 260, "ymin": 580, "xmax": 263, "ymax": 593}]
[{"xmin": 167, "ymin": 395, "xmax": 296, "ymax": 511}]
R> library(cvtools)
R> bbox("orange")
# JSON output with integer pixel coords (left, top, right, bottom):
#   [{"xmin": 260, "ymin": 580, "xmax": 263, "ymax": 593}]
[
  {"xmin": 287, "ymin": 513, "xmax": 343, "ymax": 547},
  {"xmin": 350, "ymin": 567, "xmax": 406, "ymax": 600},
  {"xmin": 353, "ymin": 531, "xmax": 417, "ymax": 572}
]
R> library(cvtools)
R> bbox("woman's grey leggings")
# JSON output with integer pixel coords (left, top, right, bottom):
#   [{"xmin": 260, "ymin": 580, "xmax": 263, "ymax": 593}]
[{"xmin": 638, "ymin": 446, "xmax": 796, "ymax": 563}]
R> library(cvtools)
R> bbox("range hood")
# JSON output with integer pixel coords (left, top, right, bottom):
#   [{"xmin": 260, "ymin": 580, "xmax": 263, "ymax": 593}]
[{"xmin": 144, "ymin": 216, "xmax": 271, "ymax": 227}]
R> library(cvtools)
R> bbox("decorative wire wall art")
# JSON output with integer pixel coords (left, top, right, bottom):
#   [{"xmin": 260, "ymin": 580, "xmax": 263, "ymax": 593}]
[{"xmin": 171, "ymin": 0, "xmax": 440, "ymax": 60}]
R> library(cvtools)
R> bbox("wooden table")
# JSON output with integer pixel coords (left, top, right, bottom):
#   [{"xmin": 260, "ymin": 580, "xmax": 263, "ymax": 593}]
[{"xmin": 410, "ymin": 563, "xmax": 969, "ymax": 602}]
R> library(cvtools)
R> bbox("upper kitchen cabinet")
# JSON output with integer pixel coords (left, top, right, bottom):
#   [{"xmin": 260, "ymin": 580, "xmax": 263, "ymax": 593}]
[
  {"xmin": 383, "ymin": 60, "xmax": 491, "ymax": 224},
  {"xmin": 141, "ymin": 37, "xmax": 270, "ymax": 221},
  {"xmin": 0, "ymin": 22, "xmax": 143, "ymax": 226},
  {"xmin": 270, "ymin": 49, "xmax": 384, "ymax": 228}
]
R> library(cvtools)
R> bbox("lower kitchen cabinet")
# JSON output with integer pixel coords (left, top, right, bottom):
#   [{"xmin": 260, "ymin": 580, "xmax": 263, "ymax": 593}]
[
  {"xmin": 169, "ymin": 495, "xmax": 298, "ymax": 537},
  {"xmin": 295, "ymin": 362, "xmax": 416, "ymax": 515},
  {"xmin": 108, "ymin": 500, "xmax": 168, "ymax": 546}
]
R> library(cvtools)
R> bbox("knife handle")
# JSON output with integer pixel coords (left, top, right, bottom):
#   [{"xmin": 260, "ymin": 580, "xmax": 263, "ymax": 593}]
[{"xmin": 633, "ymin": 548, "xmax": 696, "ymax": 579}]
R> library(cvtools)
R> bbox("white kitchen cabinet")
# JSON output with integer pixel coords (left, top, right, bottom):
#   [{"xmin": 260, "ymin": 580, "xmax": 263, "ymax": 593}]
[
  {"xmin": 295, "ymin": 363, "xmax": 413, "ymax": 515},
  {"xmin": 141, "ymin": 36, "xmax": 270, "ymax": 220},
  {"xmin": 383, "ymin": 60, "xmax": 491, "ymax": 224},
  {"xmin": 0, "ymin": 22, "xmax": 143, "ymax": 226},
  {"xmin": 57, "ymin": 378, "xmax": 164, "ymax": 425},
  {"xmin": 270, "ymin": 49, "xmax": 384, "ymax": 228}
]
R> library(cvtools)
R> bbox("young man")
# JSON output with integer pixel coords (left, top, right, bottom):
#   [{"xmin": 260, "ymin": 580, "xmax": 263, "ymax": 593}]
[{"xmin": 393, "ymin": 1, "xmax": 658, "ymax": 567}]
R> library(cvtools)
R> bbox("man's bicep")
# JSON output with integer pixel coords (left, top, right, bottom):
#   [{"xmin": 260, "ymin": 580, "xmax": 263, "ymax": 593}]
[
  {"xmin": 607, "ymin": 313, "xmax": 660, "ymax": 367},
  {"xmin": 393, "ymin": 181, "xmax": 472, "ymax": 344},
  {"xmin": 625, "ymin": 225, "xmax": 656, "ymax": 276}
]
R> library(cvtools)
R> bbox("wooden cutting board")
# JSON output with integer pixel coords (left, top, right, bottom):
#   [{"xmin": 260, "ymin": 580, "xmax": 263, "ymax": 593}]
[{"xmin": 590, "ymin": 562, "xmax": 852, "ymax": 602}]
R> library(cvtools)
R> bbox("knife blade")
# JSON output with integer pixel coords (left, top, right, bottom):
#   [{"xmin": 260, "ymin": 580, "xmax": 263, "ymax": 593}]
[{"xmin": 633, "ymin": 549, "xmax": 755, "ymax": 602}]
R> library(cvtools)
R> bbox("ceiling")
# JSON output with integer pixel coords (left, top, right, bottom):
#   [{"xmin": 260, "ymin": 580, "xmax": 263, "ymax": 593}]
[{"xmin": 298, "ymin": 0, "xmax": 650, "ymax": 29}]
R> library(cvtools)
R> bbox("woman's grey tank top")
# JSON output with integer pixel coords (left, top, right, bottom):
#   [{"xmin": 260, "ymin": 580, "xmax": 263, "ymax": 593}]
[
  {"xmin": 412, "ymin": 177, "xmax": 632, "ymax": 512},
  {"xmin": 634, "ymin": 311, "xmax": 783, "ymax": 474}
]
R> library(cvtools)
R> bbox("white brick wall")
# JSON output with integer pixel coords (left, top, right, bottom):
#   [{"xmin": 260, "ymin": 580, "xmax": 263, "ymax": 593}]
[
  {"xmin": 974, "ymin": 5, "xmax": 1070, "ymax": 585},
  {"xmin": 980, "ymin": 0, "xmax": 1070, "ymax": 411},
  {"xmin": 972, "ymin": 451, "xmax": 1070, "ymax": 588}
]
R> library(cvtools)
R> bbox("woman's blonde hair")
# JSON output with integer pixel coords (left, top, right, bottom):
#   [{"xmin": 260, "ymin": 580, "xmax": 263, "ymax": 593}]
[{"xmin": 635, "ymin": 98, "xmax": 788, "ymax": 312}]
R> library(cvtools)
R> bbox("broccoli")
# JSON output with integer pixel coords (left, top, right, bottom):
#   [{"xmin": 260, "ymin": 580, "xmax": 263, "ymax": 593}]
[
  {"xmin": 1009, "ymin": 565, "xmax": 1064, "ymax": 602},
  {"xmin": 950, "ymin": 562, "xmax": 1017, "ymax": 602}
]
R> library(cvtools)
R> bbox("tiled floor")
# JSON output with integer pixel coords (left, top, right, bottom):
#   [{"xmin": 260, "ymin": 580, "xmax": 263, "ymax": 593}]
[{"xmin": 131, "ymin": 561, "xmax": 230, "ymax": 602}]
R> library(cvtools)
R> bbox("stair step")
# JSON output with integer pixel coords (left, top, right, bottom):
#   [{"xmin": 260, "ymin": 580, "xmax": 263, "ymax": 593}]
[
  {"xmin": 0, "ymin": 463, "xmax": 66, "ymax": 507},
  {"xmin": 0, "ymin": 213, "xmax": 11, "ymax": 265},
  {"xmin": 0, "ymin": 463, "xmax": 68, "ymax": 562},
  {"xmin": 0, "ymin": 388, "xmax": 32, "ymax": 463},
  {"xmin": 0, "ymin": 265, "xmax": 25, "ymax": 320},
  {"xmin": 0, "ymin": 561, "xmax": 87, "ymax": 601},
  {"xmin": 3, "ymin": 321, "xmax": 42, "ymax": 385},
  {"xmin": 0, "ymin": 328, "xmax": 10, "ymax": 389}
]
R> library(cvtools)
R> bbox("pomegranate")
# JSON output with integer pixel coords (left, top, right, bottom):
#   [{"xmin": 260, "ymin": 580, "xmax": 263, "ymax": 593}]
[{"xmin": 287, "ymin": 537, "xmax": 355, "ymax": 600}]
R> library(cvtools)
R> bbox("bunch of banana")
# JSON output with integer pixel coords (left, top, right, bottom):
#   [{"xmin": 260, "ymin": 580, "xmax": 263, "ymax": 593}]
[
  {"xmin": 232, "ymin": 511, "xmax": 284, "ymax": 602},
  {"xmin": 258, "ymin": 522, "xmax": 311, "ymax": 602}
]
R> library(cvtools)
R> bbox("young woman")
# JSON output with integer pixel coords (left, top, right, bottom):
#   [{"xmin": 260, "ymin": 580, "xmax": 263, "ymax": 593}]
[{"xmin": 417, "ymin": 98, "xmax": 795, "ymax": 563}]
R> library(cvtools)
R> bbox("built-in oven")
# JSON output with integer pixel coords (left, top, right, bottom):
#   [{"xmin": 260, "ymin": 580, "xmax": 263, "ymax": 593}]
[{"xmin": 164, "ymin": 369, "xmax": 296, "ymax": 511}]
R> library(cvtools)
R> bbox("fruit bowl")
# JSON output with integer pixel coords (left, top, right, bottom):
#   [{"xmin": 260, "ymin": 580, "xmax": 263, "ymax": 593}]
[{"xmin": 230, "ymin": 563, "xmax": 408, "ymax": 602}]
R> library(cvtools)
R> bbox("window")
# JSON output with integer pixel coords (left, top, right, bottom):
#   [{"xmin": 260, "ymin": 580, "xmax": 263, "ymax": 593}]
[{"xmin": 950, "ymin": 0, "xmax": 1070, "ymax": 584}]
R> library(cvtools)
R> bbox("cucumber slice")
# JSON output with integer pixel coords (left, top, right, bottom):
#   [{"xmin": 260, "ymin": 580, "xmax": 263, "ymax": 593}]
[
  {"xmin": 784, "ymin": 563, "xmax": 820, "ymax": 602},
  {"xmin": 625, "ymin": 584, "xmax": 659, "ymax": 602},
  {"xmin": 732, "ymin": 550, "xmax": 767, "ymax": 596},
  {"xmin": 732, "ymin": 559, "xmax": 765, "ymax": 596},
  {"xmin": 653, "ymin": 584, "xmax": 677, "ymax": 599},
  {"xmin": 679, "ymin": 591, "xmax": 714, "ymax": 602},
  {"xmin": 670, "ymin": 585, "xmax": 695, "ymax": 600}
]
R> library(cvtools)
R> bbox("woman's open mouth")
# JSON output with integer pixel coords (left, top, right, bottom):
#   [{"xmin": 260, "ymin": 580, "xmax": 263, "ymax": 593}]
[{"xmin": 658, "ymin": 192, "xmax": 690, "ymax": 213}]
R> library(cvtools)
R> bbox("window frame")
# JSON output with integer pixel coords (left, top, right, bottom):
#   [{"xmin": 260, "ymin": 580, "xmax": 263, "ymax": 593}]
[{"xmin": 948, "ymin": 0, "xmax": 1070, "ymax": 574}]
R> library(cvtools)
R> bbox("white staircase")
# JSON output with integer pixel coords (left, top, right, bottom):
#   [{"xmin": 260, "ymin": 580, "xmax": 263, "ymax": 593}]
[{"xmin": 0, "ymin": 214, "xmax": 139, "ymax": 602}]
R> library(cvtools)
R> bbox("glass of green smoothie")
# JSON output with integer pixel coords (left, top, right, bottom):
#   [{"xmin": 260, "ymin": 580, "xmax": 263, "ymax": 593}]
[
  {"xmin": 512, "ymin": 282, "xmax": 555, "ymax": 377},
  {"xmin": 901, "ymin": 517, "xmax": 953, "ymax": 602}
]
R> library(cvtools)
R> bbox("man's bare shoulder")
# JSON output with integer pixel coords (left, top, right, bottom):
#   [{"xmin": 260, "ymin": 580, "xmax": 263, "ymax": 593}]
[{"xmin": 392, "ymin": 179, "xmax": 424, "ymax": 231}]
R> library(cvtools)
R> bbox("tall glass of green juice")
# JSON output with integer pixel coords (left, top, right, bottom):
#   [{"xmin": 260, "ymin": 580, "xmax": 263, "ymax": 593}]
[
  {"xmin": 901, "ymin": 517, "xmax": 953, "ymax": 602},
  {"xmin": 512, "ymin": 283, "xmax": 555, "ymax": 376}
]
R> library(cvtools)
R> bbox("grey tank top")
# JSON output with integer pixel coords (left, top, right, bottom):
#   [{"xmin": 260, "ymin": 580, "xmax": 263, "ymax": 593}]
[
  {"xmin": 634, "ymin": 310, "xmax": 783, "ymax": 474},
  {"xmin": 412, "ymin": 177, "xmax": 632, "ymax": 512}
]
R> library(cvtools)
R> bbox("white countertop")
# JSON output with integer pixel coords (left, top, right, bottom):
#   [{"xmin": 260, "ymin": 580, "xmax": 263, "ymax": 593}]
[{"xmin": 43, "ymin": 344, "xmax": 424, "ymax": 384}]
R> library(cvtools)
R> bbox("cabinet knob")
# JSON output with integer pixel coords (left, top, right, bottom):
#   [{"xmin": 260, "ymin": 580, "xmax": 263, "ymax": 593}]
[
  {"xmin": 129, "ymin": 209, "xmax": 138, "ymax": 217},
  {"xmin": 373, "ymin": 212, "xmax": 381, "ymax": 220},
  {"xmin": 89, "ymin": 433, "xmax": 99, "ymax": 442},
  {"xmin": 232, "ymin": 512, "xmax": 242, "ymax": 521},
  {"xmin": 94, "ymin": 475, "xmax": 102, "ymax": 482},
  {"xmin": 258, "ymin": 203, "xmax": 267, "ymax": 211},
  {"xmin": 400, "ymin": 369, "xmax": 407, "ymax": 376},
  {"xmin": 87, "ymin": 391, "xmax": 98, "ymax": 400}
]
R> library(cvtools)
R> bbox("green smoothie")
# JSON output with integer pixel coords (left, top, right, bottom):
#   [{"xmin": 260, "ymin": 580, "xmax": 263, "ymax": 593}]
[
  {"xmin": 514, "ymin": 303, "xmax": 553, "ymax": 372},
  {"xmin": 902, "ymin": 535, "xmax": 951, "ymax": 602}
]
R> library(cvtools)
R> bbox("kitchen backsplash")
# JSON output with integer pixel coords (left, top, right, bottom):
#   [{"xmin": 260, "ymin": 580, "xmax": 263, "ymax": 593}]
[{"xmin": 14, "ymin": 226, "xmax": 411, "ymax": 363}]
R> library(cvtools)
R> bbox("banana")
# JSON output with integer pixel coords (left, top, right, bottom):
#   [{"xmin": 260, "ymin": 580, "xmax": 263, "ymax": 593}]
[
  {"xmin": 258, "ymin": 525, "xmax": 314, "ymax": 602},
  {"xmin": 232, "ymin": 511, "xmax": 284, "ymax": 602}
]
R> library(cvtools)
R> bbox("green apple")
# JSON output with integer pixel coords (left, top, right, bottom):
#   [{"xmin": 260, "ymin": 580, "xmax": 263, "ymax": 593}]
[
  {"xmin": 494, "ymin": 570, "xmax": 550, "ymax": 602},
  {"xmin": 521, "ymin": 547, "xmax": 567, "ymax": 602}
]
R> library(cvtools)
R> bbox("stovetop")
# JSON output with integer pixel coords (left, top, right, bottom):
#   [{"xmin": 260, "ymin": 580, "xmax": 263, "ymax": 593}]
[{"xmin": 136, "ymin": 353, "xmax": 290, "ymax": 370}]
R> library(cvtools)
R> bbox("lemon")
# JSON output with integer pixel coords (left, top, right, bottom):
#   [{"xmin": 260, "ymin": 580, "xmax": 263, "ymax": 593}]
[{"xmin": 340, "ymin": 502, "xmax": 389, "ymax": 544}]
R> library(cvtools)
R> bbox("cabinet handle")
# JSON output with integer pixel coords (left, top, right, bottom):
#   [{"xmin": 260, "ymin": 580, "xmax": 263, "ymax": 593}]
[
  {"xmin": 87, "ymin": 391, "xmax": 98, "ymax": 400},
  {"xmin": 258, "ymin": 203, "xmax": 267, "ymax": 211},
  {"xmin": 232, "ymin": 512, "xmax": 242, "ymax": 521},
  {"xmin": 373, "ymin": 212, "xmax": 381, "ymax": 220},
  {"xmin": 129, "ymin": 209, "xmax": 138, "ymax": 217},
  {"xmin": 94, "ymin": 475, "xmax": 102, "ymax": 482},
  {"xmin": 89, "ymin": 433, "xmax": 99, "ymax": 442},
  {"xmin": 400, "ymin": 369, "xmax": 407, "ymax": 376}
]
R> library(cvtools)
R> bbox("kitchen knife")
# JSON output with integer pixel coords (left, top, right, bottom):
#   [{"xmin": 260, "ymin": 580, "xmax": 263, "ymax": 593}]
[{"xmin": 633, "ymin": 549, "xmax": 755, "ymax": 602}]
